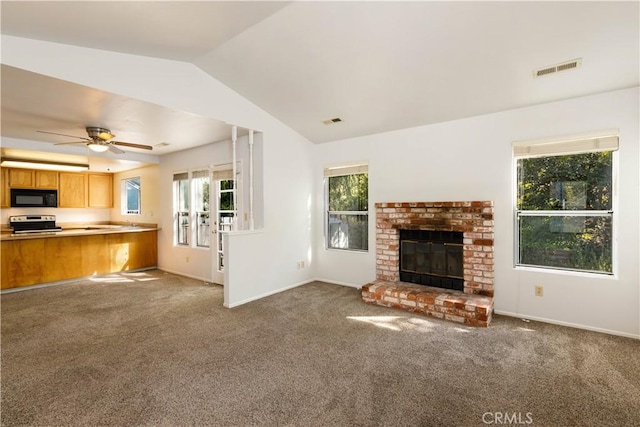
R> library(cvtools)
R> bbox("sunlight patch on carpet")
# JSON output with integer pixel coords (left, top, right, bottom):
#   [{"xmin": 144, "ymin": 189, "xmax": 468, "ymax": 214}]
[
  {"xmin": 89, "ymin": 272, "xmax": 159, "ymax": 283},
  {"xmin": 347, "ymin": 315, "xmax": 437, "ymax": 332}
]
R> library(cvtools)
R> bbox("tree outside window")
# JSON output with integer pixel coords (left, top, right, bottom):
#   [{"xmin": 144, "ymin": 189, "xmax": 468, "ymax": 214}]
[
  {"xmin": 516, "ymin": 151, "xmax": 613, "ymax": 273},
  {"xmin": 326, "ymin": 168, "xmax": 368, "ymax": 251}
]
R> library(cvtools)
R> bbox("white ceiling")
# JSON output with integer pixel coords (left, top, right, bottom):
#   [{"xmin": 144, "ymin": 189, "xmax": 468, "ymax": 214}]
[
  {"xmin": 1, "ymin": 64, "xmax": 239, "ymax": 172},
  {"xmin": 1, "ymin": 65, "xmax": 235, "ymax": 154},
  {"xmin": 1, "ymin": 1, "xmax": 638, "ymax": 158}
]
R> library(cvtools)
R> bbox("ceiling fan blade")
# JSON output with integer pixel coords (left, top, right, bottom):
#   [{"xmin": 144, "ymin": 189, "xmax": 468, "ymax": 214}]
[
  {"xmin": 54, "ymin": 141, "xmax": 89, "ymax": 146},
  {"xmin": 108, "ymin": 145, "xmax": 125, "ymax": 154},
  {"xmin": 37, "ymin": 130, "xmax": 90, "ymax": 141},
  {"xmin": 112, "ymin": 141, "xmax": 153, "ymax": 151}
]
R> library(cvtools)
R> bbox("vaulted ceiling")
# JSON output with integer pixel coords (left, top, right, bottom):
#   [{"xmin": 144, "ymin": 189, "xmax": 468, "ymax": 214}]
[{"xmin": 1, "ymin": 1, "xmax": 638, "ymax": 153}]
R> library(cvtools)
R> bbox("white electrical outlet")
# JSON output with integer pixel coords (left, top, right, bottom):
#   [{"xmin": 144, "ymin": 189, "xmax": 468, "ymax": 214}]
[
  {"xmin": 535, "ymin": 285, "xmax": 543, "ymax": 297},
  {"xmin": 300, "ymin": 261, "xmax": 305, "ymax": 268}
]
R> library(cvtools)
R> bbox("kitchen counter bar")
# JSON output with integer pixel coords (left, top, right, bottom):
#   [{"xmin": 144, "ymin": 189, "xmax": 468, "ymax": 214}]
[
  {"xmin": 1, "ymin": 225, "xmax": 159, "ymax": 241},
  {"xmin": 1, "ymin": 225, "xmax": 159, "ymax": 289}
]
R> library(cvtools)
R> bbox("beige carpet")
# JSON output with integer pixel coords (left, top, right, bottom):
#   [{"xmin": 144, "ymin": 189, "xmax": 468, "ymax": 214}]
[{"xmin": 1, "ymin": 270, "xmax": 639, "ymax": 426}]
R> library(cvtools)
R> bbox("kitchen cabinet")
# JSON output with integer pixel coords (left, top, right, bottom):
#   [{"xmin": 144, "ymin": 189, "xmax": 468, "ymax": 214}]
[
  {"xmin": 35, "ymin": 170, "xmax": 58, "ymax": 189},
  {"xmin": 5, "ymin": 168, "xmax": 58, "ymax": 189},
  {"xmin": 58, "ymin": 172, "xmax": 87, "ymax": 207},
  {"xmin": 8, "ymin": 168, "xmax": 35, "ymax": 188},
  {"xmin": 0, "ymin": 229, "xmax": 158, "ymax": 289},
  {"xmin": 1, "ymin": 168, "xmax": 9, "ymax": 208},
  {"xmin": 88, "ymin": 173, "xmax": 113, "ymax": 208}
]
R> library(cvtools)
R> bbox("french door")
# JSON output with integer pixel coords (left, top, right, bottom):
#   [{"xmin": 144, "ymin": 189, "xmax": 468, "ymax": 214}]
[{"xmin": 212, "ymin": 175, "xmax": 236, "ymax": 285}]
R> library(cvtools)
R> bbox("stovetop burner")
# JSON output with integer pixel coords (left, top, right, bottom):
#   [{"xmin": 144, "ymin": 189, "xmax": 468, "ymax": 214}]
[{"xmin": 9, "ymin": 215, "xmax": 62, "ymax": 234}]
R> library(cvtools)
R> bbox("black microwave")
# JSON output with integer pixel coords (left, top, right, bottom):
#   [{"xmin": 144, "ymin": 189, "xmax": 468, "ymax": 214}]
[{"xmin": 10, "ymin": 188, "xmax": 58, "ymax": 208}]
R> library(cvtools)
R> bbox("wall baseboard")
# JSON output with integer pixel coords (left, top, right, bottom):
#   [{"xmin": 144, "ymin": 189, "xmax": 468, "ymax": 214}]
[
  {"xmin": 0, "ymin": 267, "xmax": 158, "ymax": 294},
  {"xmin": 224, "ymin": 278, "xmax": 316, "ymax": 308},
  {"xmin": 494, "ymin": 310, "xmax": 640, "ymax": 340},
  {"xmin": 157, "ymin": 268, "xmax": 211, "ymax": 284},
  {"xmin": 313, "ymin": 277, "xmax": 361, "ymax": 289}
]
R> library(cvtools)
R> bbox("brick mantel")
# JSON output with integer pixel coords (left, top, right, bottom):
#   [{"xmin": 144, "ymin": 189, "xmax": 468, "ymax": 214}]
[
  {"xmin": 375, "ymin": 201, "xmax": 495, "ymax": 297},
  {"xmin": 364, "ymin": 201, "xmax": 495, "ymax": 327}
]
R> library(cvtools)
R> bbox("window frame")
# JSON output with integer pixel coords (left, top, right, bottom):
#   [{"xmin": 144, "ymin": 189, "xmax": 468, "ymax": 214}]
[
  {"xmin": 173, "ymin": 171, "xmax": 190, "ymax": 247},
  {"xmin": 324, "ymin": 163, "xmax": 369, "ymax": 253},
  {"xmin": 191, "ymin": 169, "xmax": 211, "ymax": 248},
  {"xmin": 512, "ymin": 130, "xmax": 618, "ymax": 275},
  {"xmin": 121, "ymin": 176, "xmax": 141, "ymax": 215}
]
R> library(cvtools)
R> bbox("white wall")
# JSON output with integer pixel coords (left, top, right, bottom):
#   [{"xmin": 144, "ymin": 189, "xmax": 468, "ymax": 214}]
[
  {"xmin": 314, "ymin": 87, "xmax": 640, "ymax": 338},
  {"xmin": 111, "ymin": 165, "xmax": 160, "ymax": 225},
  {"xmin": 1, "ymin": 36, "xmax": 317, "ymax": 303}
]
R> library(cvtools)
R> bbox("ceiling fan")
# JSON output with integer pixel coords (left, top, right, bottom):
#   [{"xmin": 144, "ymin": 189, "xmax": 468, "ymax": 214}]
[{"xmin": 37, "ymin": 127, "xmax": 153, "ymax": 154}]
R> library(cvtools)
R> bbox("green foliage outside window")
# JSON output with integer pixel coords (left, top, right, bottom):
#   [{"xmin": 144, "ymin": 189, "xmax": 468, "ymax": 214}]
[
  {"xmin": 517, "ymin": 152, "xmax": 613, "ymax": 273},
  {"xmin": 327, "ymin": 173, "xmax": 368, "ymax": 251}
]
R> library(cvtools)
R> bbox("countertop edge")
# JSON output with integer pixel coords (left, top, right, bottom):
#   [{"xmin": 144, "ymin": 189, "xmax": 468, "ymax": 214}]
[{"xmin": 1, "ymin": 227, "xmax": 160, "ymax": 241}]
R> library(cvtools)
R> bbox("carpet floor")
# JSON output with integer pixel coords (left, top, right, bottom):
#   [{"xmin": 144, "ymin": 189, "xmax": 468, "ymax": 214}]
[{"xmin": 1, "ymin": 270, "xmax": 639, "ymax": 426}]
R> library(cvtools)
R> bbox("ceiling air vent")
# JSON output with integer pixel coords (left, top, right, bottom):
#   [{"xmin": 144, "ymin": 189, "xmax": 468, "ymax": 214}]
[
  {"xmin": 322, "ymin": 117, "xmax": 342, "ymax": 125},
  {"xmin": 534, "ymin": 58, "xmax": 582, "ymax": 78}
]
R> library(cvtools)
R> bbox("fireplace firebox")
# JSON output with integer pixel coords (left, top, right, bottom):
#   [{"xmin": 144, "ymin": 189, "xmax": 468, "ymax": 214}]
[{"xmin": 399, "ymin": 230, "xmax": 464, "ymax": 291}]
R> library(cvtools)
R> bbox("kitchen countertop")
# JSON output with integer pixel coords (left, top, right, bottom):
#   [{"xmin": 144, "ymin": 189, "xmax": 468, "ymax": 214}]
[{"xmin": 1, "ymin": 224, "xmax": 160, "ymax": 241}]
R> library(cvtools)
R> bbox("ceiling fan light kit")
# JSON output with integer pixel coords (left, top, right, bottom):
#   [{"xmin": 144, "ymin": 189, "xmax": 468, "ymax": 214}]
[
  {"xmin": 87, "ymin": 143, "xmax": 110, "ymax": 153},
  {"xmin": 37, "ymin": 127, "xmax": 153, "ymax": 154}
]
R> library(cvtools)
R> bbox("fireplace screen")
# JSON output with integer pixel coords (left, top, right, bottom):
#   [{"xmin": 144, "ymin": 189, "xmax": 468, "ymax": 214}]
[{"xmin": 399, "ymin": 230, "xmax": 464, "ymax": 291}]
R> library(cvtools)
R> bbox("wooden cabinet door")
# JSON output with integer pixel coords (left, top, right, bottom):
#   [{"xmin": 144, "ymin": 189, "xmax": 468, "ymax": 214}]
[
  {"xmin": 8, "ymin": 168, "xmax": 35, "ymax": 188},
  {"xmin": 35, "ymin": 170, "xmax": 58, "ymax": 189},
  {"xmin": 58, "ymin": 173, "xmax": 87, "ymax": 207},
  {"xmin": 0, "ymin": 168, "xmax": 9, "ymax": 208},
  {"xmin": 88, "ymin": 173, "xmax": 113, "ymax": 208}
]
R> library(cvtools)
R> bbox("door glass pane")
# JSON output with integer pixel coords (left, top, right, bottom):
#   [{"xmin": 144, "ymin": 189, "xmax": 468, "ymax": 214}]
[{"xmin": 216, "ymin": 178, "xmax": 236, "ymax": 273}]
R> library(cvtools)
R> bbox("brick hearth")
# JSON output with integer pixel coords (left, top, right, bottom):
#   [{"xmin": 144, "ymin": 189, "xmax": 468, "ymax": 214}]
[
  {"xmin": 362, "ymin": 201, "xmax": 495, "ymax": 327},
  {"xmin": 362, "ymin": 281, "xmax": 493, "ymax": 327}
]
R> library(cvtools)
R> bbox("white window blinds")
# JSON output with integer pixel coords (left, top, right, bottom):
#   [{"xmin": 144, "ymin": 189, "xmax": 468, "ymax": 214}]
[
  {"xmin": 192, "ymin": 170, "xmax": 209, "ymax": 179},
  {"xmin": 173, "ymin": 172, "xmax": 188, "ymax": 181},
  {"xmin": 513, "ymin": 129, "xmax": 619, "ymax": 158},
  {"xmin": 324, "ymin": 163, "xmax": 368, "ymax": 177},
  {"xmin": 212, "ymin": 170, "xmax": 233, "ymax": 180}
]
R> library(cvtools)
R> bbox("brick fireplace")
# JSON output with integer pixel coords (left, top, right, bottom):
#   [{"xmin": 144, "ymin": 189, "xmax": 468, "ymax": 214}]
[{"xmin": 362, "ymin": 201, "xmax": 494, "ymax": 327}]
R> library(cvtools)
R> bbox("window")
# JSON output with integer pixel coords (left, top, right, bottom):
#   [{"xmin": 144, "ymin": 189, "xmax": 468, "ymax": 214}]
[
  {"xmin": 514, "ymin": 131, "xmax": 618, "ymax": 274},
  {"xmin": 173, "ymin": 172, "xmax": 189, "ymax": 246},
  {"xmin": 121, "ymin": 177, "xmax": 141, "ymax": 215},
  {"xmin": 192, "ymin": 170, "xmax": 210, "ymax": 248},
  {"xmin": 325, "ymin": 164, "xmax": 368, "ymax": 251}
]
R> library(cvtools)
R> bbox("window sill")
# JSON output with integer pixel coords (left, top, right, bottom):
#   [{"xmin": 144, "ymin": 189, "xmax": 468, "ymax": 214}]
[
  {"xmin": 325, "ymin": 248, "xmax": 369, "ymax": 254},
  {"xmin": 220, "ymin": 229, "xmax": 264, "ymax": 236},
  {"xmin": 514, "ymin": 265, "xmax": 616, "ymax": 280}
]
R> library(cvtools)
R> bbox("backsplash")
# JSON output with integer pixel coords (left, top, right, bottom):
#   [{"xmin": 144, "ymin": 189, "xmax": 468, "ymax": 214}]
[{"xmin": 3, "ymin": 207, "xmax": 110, "ymax": 225}]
